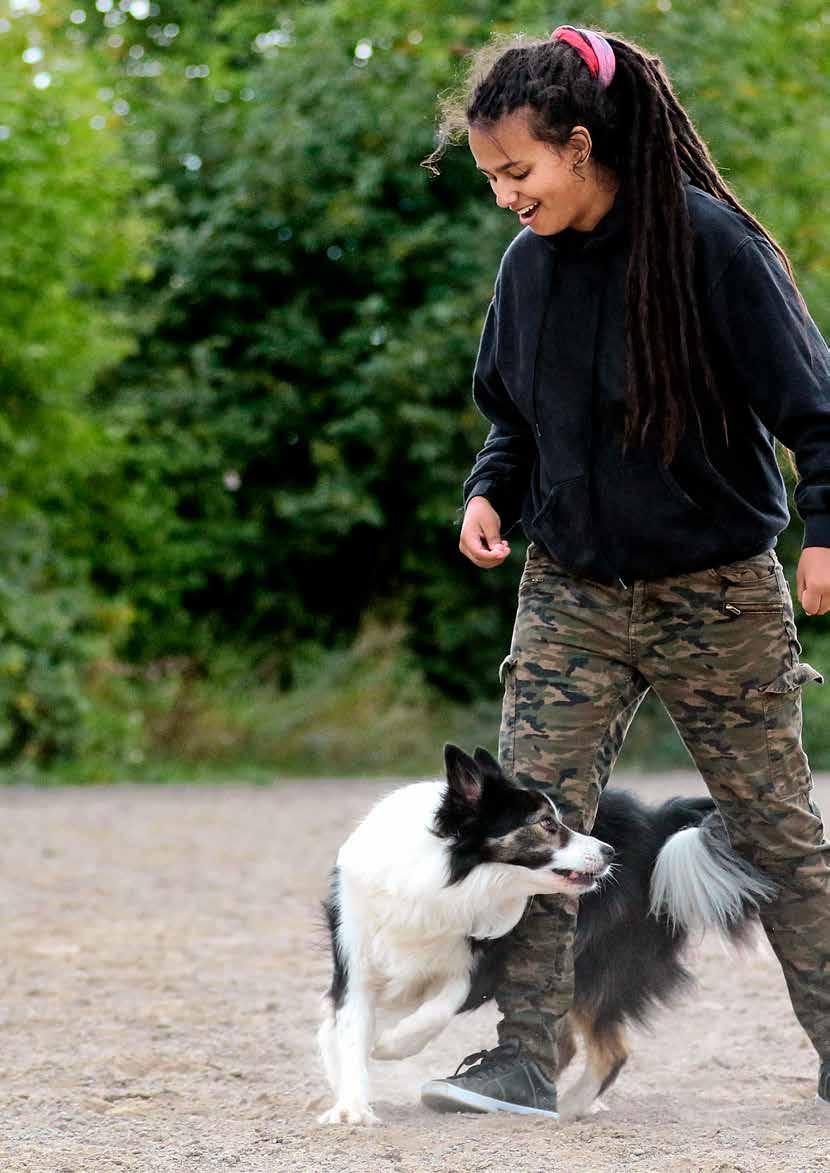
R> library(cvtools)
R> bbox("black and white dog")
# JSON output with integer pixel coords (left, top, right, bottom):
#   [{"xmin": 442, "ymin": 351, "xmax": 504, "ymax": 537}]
[{"xmin": 318, "ymin": 744, "xmax": 775, "ymax": 1125}]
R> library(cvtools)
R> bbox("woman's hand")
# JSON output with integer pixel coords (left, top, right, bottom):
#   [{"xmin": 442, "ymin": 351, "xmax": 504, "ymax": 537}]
[
  {"xmin": 797, "ymin": 547, "xmax": 830, "ymax": 616},
  {"xmin": 459, "ymin": 496, "xmax": 511, "ymax": 568}
]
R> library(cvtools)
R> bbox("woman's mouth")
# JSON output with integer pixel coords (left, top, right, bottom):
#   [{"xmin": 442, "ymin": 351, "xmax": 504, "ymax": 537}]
[{"xmin": 517, "ymin": 201, "xmax": 540, "ymax": 225}]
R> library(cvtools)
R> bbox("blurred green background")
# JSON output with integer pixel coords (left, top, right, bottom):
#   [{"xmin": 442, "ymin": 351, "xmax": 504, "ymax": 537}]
[{"xmin": 1, "ymin": 0, "xmax": 828, "ymax": 782}]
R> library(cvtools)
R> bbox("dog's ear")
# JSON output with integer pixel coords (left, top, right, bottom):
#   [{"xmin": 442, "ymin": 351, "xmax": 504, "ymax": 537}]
[
  {"xmin": 472, "ymin": 746, "xmax": 502, "ymax": 780},
  {"xmin": 443, "ymin": 743, "xmax": 483, "ymax": 807}
]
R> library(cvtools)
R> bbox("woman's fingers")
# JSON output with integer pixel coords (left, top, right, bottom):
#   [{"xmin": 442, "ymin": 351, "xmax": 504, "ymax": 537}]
[
  {"xmin": 459, "ymin": 496, "xmax": 511, "ymax": 568},
  {"xmin": 468, "ymin": 531, "xmax": 510, "ymax": 567},
  {"xmin": 801, "ymin": 587, "xmax": 823, "ymax": 616}
]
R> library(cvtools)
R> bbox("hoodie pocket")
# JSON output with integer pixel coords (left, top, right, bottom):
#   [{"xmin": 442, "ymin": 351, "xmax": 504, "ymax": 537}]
[
  {"xmin": 526, "ymin": 475, "xmax": 601, "ymax": 578},
  {"xmin": 658, "ymin": 462, "xmax": 707, "ymax": 516}
]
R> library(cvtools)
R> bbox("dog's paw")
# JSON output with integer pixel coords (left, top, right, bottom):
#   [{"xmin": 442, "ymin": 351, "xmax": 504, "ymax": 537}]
[
  {"xmin": 371, "ymin": 1031, "xmax": 406, "ymax": 1061},
  {"xmin": 557, "ymin": 1093, "xmax": 606, "ymax": 1122},
  {"xmin": 318, "ymin": 1102, "xmax": 380, "ymax": 1127},
  {"xmin": 372, "ymin": 1028, "xmax": 427, "ymax": 1061},
  {"xmin": 558, "ymin": 1094, "xmax": 610, "ymax": 1122}
]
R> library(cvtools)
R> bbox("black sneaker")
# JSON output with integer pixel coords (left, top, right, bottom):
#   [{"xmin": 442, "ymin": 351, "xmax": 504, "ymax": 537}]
[
  {"xmin": 420, "ymin": 1038, "xmax": 558, "ymax": 1118},
  {"xmin": 819, "ymin": 1059, "xmax": 830, "ymax": 1105}
]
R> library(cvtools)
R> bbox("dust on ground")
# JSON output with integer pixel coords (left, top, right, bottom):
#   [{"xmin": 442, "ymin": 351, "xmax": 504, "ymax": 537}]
[{"xmin": 2, "ymin": 772, "xmax": 828, "ymax": 1173}]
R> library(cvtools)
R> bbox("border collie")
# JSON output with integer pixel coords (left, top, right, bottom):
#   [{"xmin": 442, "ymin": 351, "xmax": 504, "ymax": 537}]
[{"xmin": 317, "ymin": 744, "xmax": 776, "ymax": 1125}]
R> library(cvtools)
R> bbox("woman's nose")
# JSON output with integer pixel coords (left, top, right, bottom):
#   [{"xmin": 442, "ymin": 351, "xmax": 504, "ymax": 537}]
[{"xmin": 494, "ymin": 186, "xmax": 517, "ymax": 209}]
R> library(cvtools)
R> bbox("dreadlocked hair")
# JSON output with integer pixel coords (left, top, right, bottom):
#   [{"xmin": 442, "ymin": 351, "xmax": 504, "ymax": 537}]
[{"xmin": 422, "ymin": 30, "xmax": 799, "ymax": 477}]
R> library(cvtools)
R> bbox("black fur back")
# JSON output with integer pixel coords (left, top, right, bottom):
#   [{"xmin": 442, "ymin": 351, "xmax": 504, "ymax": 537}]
[
  {"xmin": 572, "ymin": 790, "xmax": 714, "ymax": 1033},
  {"xmin": 462, "ymin": 790, "xmax": 719, "ymax": 1030}
]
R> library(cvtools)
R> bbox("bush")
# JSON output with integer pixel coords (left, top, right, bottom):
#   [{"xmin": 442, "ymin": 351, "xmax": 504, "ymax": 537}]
[{"xmin": 0, "ymin": 7, "xmax": 146, "ymax": 771}]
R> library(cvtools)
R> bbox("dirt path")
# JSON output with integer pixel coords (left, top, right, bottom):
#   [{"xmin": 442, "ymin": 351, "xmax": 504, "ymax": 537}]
[{"xmin": 1, "ymin": 773, "xmax": 828, "ymax": 1172}]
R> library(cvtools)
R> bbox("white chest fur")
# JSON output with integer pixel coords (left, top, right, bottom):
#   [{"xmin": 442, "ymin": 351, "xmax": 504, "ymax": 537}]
[{"xmin": 335, "ymin": 781, "xmax": 532, "ymax": 1002}]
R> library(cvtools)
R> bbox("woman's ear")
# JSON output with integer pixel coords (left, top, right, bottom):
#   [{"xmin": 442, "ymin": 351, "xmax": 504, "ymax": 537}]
[{"xmin": 569, "ymin": 125, "xmax": 593, "ymax": 170}]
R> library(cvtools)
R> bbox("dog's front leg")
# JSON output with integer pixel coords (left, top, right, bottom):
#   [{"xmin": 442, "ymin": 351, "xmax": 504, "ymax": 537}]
[
  {"xmin": 372, "ymin": 976, "xmax": 470, "ymax": 1060},
  {"xmin": 318, "ymin": 982, "xmax": 380, "ymax": 1126}
]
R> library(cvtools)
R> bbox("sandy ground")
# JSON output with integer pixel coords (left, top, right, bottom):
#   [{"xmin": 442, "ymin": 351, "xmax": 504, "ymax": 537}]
[{"xmin": 1, "ymin": 773, "xmax": 829, "ymax": 1173}]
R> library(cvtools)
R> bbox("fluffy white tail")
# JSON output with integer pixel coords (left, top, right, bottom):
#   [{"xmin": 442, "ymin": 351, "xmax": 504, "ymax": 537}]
[{"xmin": 649, "ymin": 822, "xmax": 777, "ymax": 936}]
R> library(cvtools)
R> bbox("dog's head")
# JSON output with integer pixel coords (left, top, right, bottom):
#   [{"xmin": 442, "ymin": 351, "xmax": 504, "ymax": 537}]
[{"xmin": 434, "ymin": 744, "xmax": 614, "ymax": 894}]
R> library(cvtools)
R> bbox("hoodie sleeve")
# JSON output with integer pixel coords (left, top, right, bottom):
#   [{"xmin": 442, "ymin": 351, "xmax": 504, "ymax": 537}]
[
  {"xmin": 707, "ymin": 237, "xmax": 830, "ymax": 549},
  {"xmin": 461, "ymin": 289, "xmax": 536, "ymax": 533}
]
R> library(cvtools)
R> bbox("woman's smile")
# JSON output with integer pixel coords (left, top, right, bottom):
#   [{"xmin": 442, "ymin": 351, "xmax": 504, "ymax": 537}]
[
  {"xmin": 515, "ymin": 201, "xmax": 540, "ymax": 224},
  {"xmin": 468, "ymin": 110, "xmax": 618, "ymax": 235}
]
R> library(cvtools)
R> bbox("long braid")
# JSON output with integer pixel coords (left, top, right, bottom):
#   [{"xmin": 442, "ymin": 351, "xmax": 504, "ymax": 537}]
[
  {"xmin": 423, "ymin": 30, "xmax": 802, "ymax": 475},
  {"xmin": 611, "ymin": 37, "xmax": 718, "ymax": 462},
  {"xmin": 646, "ymin": 60, "xmax": 796, "ymax": 281}
]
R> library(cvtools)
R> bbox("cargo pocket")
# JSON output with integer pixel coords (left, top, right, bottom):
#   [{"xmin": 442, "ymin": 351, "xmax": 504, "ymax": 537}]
[
  {"xmin": 705, "ymin": 550, "xmax": 777, "ymax": 583},
  {"xmin": 497, "ymin": 654, "xmax": 518, "ymax": 779},
  {"xmin": 754, "ymin": 663, "xmax": 824, "ymax": 695},
  {"xmin": 706, "ymin": 552, "xmax": 783, "ymax": 615},
  {"xmin": 719, "ymin": 571, "xmax": 784, "ymax": 615},
  {"xmin": 746, "ymin": 662, "xmax": 823, "ymax": 806},
  {"xmin": 498, "ymin": 654, "xmax": 517, "ymax": 687}
]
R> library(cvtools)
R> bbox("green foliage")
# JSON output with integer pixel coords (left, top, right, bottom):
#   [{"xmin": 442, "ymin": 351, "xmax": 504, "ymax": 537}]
[
  {"xmin": 0, "ymin": 1, "xmax": 827, "ymax": 774},
  {"xmin": 0, "ymin": 11, "xmax": 145, "ymax": 416},
  {"xmin": 0, "ymin": 518, "xmax": 134, "ymax": 768},
  {"xmin": 0, "ymin": 5, "xmax": 147, "ymax": 764},
  {"xmin": 92, "ymin": 0, "xmax": 827, "ymax": 696},
  {"xmin": 7, "ymin": 619, "xmax": 826, "ymax": 783},
  {"xmin": 85, "ymin": 1, "xmax": 524, "ymax": 688}
]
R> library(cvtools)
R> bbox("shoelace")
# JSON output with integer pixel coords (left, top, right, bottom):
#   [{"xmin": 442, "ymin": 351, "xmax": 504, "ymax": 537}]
[{"xmin": 452, "ymin": 1039, "xmax": 520, "ymax": 1078}]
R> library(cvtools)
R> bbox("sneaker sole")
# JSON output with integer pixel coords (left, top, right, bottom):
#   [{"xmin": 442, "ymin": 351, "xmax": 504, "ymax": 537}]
[{"xmin": 421, "ymin": 1080, "xmax": 559, "ymax": 1119}]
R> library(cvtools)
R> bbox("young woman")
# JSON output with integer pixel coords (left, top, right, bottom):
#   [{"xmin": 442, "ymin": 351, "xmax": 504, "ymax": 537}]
[{"xmin": 420, "ymin": 26, "xmax": 830, "ymax": 1117}]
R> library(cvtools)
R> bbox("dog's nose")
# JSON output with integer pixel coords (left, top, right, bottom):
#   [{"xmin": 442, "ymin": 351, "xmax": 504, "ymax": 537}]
[{"xmin": 599, "ymin": 842, "xmax": 615, "ymax": 862}]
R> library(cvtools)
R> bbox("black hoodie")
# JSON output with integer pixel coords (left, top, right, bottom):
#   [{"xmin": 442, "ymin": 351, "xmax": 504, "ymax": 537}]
[{"xmin": 462, "ymin": 179, "xmax": 830, "ymax": 586}]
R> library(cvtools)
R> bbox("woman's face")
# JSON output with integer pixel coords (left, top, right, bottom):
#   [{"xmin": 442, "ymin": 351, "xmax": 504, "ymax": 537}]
[{"xmin": 468, "ymin": 109, "xmax": 615, "ymax": 235}]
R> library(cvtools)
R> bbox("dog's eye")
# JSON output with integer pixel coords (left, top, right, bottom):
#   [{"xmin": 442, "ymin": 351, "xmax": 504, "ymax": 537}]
[{"xmin": 540, "ymin": 816, "xmax": 559, "ymax": 833}]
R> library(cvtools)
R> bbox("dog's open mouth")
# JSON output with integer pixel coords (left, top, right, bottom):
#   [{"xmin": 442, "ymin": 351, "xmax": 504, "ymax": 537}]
[{"xmin": 552, "ymin": 868, "xmax": 597, "ymax": 885}]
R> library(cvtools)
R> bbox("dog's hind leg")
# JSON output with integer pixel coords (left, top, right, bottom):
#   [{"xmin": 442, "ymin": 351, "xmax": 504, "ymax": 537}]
[
  {"xmin": 555, "ymin": 1012, "xmax": 578, "ymax": 1079},
  {"xmin": 371, "ymin": 976, "xmax": 470, "ymax": 1061},
  {"xmin": 556, "ymin": 1011, "xmax": 629, "ymax": 1120}
]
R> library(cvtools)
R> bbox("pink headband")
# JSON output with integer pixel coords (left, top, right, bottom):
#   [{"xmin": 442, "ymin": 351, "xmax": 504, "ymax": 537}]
[{"xmin": 551, "ymin": 25, "xmax": 616, "ymax": 90}]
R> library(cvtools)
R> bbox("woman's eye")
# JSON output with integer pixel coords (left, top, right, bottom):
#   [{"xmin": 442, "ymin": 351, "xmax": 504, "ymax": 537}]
[{"xmin": 483, "ymin": 172, "xmax": 530, "ymax": 184}]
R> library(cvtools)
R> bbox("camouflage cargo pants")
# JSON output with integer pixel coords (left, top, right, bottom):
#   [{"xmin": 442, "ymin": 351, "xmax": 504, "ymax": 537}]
[{"xmin": 496, "ymin": 542, "xmax": 830, "ymax": 1076}]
